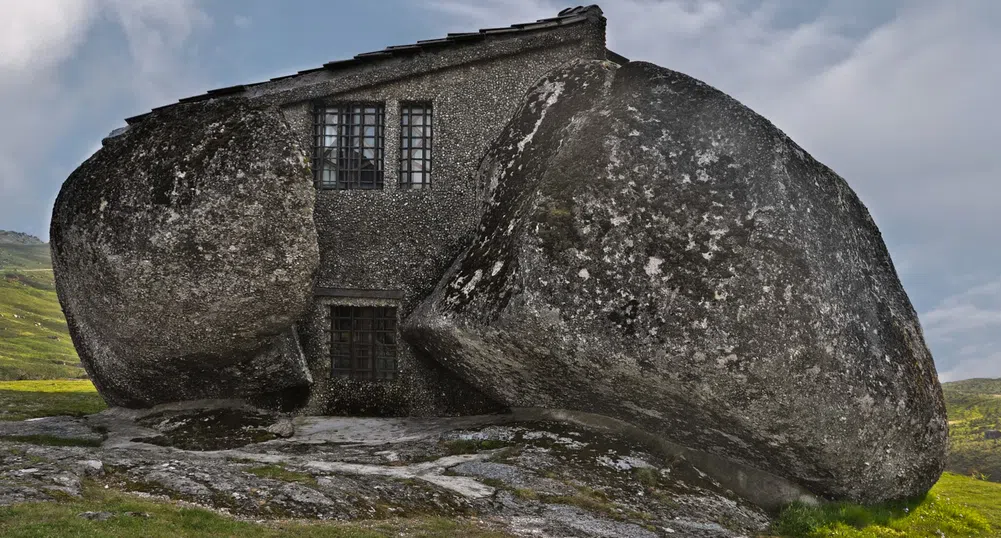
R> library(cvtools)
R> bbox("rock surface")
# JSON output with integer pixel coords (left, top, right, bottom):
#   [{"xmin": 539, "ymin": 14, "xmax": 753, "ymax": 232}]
[
  {"xmin": 404, "ymin": 60, "xmax": 947, "ymax": 502},
  {"xmin": 50, "ymin": 99, "xmax": 318, "ymax": 408},
  {"xmin": 0, "ymin": 406, "xmax": 768, "ymax": 537}
]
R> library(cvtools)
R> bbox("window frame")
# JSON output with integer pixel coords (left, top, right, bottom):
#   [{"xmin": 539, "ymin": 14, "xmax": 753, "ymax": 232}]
[
  {"xmin": 312, "ymin": 102, "xmax": 386, "ymax": 190},
  {"xmin": 329, "ymin": 305, "xmax": 398, "ymax": 380},
  {"xmin": 399, "ymin": 102, "xmax": 433, "ymax": 189}
]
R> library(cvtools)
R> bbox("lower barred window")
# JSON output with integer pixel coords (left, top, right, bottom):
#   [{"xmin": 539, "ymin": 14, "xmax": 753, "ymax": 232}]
[{"xmin": 330, "ymin": 305, "xmax": 397, "ymax": 380}]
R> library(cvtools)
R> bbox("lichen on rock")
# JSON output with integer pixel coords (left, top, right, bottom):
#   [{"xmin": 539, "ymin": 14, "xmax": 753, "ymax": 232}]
[
  {"xmin": 404, "ymin": 59, "xmax": 947, "ymax": 503},
  {"xmin": 50, "ymin": 99, "xmax": 319, "ymax": 407}
]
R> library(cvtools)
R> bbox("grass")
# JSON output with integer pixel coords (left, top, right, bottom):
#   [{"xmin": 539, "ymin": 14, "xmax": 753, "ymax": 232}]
[
  {"xmin": 245, "ymin": 464, "xmax": 318, "ymax": 486},
  {"xmin": 942, "ymin": 378, "xmax": 1001, "ymax": 482},
  {"xmin": 542, "ymin": 489, "xmax": 616, "ymax": 517},
  {"xmin": 0, "ymin": 481, "xmax": 513, "ymax": 538},
  {"xmin": 770, "ymin": 473, "xmax": 1000, "ymax": 537},
  {"xmin": 632, "ymin": 466, "xmax": 660, "ymax": 487},
  {"xmin": 935, "ymin": 472, "xmax": 1001, "ymax": 534},
  {"xmin": 0, "ymin": 379, "xmax": 106, "ymax": 421},
  {"xmin": 0, "ymin": 268, "xmax": 83, "ymax": 380},
  {"xmin": 0, "ymin": 243, "xmax": 52, "ymax": 271},
  {"xmin": 442, "ymin": 439, "xmax": 511, "ymax": 455}
]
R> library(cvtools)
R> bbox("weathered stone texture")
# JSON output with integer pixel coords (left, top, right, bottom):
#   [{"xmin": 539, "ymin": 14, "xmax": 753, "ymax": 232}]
[
  {"xmin": 0, "ymin": 407, "xmax": 771, "ymax": 537},
  {"xmin": 404, "ymin": 60, "xmax": 947, "ymax": 502},
  {"xmin": 51, "ymin": 100, "xmax": 318, "ymax": 407},
  {"xmin": 280, "ymin": 22, "xmax": 609, "ymax": 417}
]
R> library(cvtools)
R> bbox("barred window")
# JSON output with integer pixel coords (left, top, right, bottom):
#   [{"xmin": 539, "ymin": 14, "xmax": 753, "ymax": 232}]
[
  {"xmin": 313, "ymin": 104, "xmax": 385, "ymax": 190},
  {"xmin": 330, "ymin": 306, "xmax": 397, "ymax": 380},
  {"xmin": 399, "ymin": 103, "xmax": 432, "ymax": 189}
]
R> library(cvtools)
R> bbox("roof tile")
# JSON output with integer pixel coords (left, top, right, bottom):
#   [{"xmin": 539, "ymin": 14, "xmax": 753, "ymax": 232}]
[{"xmin": 124, "ymin": 5, "xmax": 605, "ymax": 124}]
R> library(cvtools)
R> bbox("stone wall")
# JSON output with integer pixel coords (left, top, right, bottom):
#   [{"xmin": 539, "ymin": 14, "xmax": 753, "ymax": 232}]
[{"xmin": 276, "ymin": 21, "xmax": 608, "ymax": 415}]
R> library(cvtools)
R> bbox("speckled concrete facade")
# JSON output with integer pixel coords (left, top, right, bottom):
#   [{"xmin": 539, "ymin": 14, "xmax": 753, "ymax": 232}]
[
  {"xmin": 56, "ymin": 8, "xmax": 609, "ymax": 414},
  {"xmin": 268, "ymin": 15, "xmax": 610, "ymax": 415}
]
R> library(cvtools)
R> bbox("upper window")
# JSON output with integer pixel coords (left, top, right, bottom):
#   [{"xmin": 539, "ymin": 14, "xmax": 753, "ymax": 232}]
[
  {"xmin": 330, "ymin": 305, "xmax": 397, "ymax": 380},
  {"xmin": 313, "ymin": 104, "xmax": 385, "ymax": 190},
  {"xmin": 399, "ymin": 103, "xmax": 433, "ymax": 189}
]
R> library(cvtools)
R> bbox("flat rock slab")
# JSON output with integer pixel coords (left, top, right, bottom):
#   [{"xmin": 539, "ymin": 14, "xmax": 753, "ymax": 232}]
[
  {"xmin": 0, "ymin": 416, "xmax": 104, "ymax": 444},
  {"xmin": 0, "ymin": 406, "xmax": 768, "ymax": 537}
]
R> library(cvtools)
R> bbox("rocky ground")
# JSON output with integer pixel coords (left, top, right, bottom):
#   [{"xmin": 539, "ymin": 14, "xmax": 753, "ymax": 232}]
[{"xmin": 0, "ymin": 402, "xmax": 769, "ymax": 537}]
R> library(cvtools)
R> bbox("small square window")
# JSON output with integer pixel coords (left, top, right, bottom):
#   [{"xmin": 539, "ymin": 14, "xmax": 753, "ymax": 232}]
[
  {"xmin": 330, "ymin": 305, "xmax": 397, "ymax": 380},
  {"xmin": 400, "ymin": 103, "xmax": 432, "ymax": 189},
  {"xmin": 313, "ymin": 103, "xmax": 385, "ymax": 190}
]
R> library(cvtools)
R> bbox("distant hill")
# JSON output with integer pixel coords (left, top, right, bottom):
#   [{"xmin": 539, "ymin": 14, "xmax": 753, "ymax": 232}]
[
  {"xmin": 0, "ymin": 231, "xmax": 83, "ymax": 380},
  {"xmin": 944, "ymin": 378, "xmax": 1001, "ymax": 395},
  {"xmin": 0, "ymin": 230, "xmax": 43, "ymax": 245},
  {"xmin": 943, "ymin": 378, "xmax": 1001, "ymax": 483},
  {"xmin": 0, "ymin": 231, "xmax": 50, "ymax": 270}
]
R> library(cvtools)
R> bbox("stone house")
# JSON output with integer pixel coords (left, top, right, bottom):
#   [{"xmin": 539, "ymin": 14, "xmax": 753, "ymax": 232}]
[
  {"xmin": 117, "ymin": 5, "xmax": 623, "ymax": 416},
  {"xmin": 62, "ymin": 1, "xmax": 949, "ymax": 504}
]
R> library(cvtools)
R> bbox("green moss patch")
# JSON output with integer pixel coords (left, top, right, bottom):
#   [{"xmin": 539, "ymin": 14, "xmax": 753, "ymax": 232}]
[
  {"xmin": 442, "ymin": 439, "xmax": 511, "ymax": 455},
  {"xmin": 0, "ymin": 380, "xmax": 105, "ymax": 421},
  {"xmin": 245, "ymin": 464, "xmax": 317, "ymax": 486},
  {"xmin": 771, "ymin": 473, "xmax": 998, "ymax": 537}
]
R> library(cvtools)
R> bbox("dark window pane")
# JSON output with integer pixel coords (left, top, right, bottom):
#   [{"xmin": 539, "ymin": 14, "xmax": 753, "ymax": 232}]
[
  {"xmin": 313, "ymin": 103, "xmax": 384, "ymax": 190},
  {"xmin": 399, "ymin": 103, "xmax": 432, "ymax": 189},
  {"xmin": 329, "ymin": 304, "xmax": 397, "ymax": 380}
]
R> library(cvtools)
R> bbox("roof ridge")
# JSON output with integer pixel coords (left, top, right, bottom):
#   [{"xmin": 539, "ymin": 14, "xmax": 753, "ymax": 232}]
[{"xmin": 123, "ymin": 5, "xmax": 605, "ymax": 125}]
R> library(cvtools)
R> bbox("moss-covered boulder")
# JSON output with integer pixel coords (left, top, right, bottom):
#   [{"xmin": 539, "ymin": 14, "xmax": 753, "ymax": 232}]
[
  {"xmin": 51, "ymin": 100, "xmax": 318, "ymax": 407},
  {"xmin": 404, "ymin": 60, "xmax": 947, "ymax": 503}
]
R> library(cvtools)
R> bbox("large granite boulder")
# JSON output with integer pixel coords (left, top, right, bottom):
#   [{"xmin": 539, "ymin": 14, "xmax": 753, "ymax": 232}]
[
  {"xmin": 404, "ymin": 60, "xmax": 947, "ymax": 502},
  {"xmin": 51, "ymin": 100, "xmax": 318, "ymax": 407}
]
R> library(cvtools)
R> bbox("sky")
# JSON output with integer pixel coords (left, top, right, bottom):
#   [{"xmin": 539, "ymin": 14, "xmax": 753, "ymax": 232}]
[{"xmin": 0, "ymin": 0, "xmax": 998, "ymax": 381}]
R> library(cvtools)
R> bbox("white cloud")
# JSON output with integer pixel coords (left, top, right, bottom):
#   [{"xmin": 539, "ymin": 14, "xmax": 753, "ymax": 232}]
[
  {"xmin": 101, "ymin": 0, "xmax": 211, "ymax": 104},
  {"xmin": 234, "ymin": 15, "xmax": 252, "ymax": 29},
  {"xmin": 0, "ymin": 0, "xmax": 208, "ymax": 237},
  {"xmin": 939, "ymin": 352, "xmax": 1001, "ymax": 383},
  {"xmin": 0, "ymin": 1, "xmax": 98, "ymax": 195},
  {"xmin": 430, "ymin": 0, "xmax": 552, "ymax": 28},
  {"xmin": 921, "ymin": 276, "xmax": 1001, "ymax": 379},
  {"xmin": 0, "ymin": 1, "xmax": 97, "ymax": 75}
]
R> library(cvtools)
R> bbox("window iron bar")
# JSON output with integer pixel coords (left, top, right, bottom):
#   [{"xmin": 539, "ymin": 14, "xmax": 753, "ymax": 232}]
[
  {"xmin": 399, "ymin": 103, "xmax": 433, "ymax": 189},
  {"xmin": 313, "ymin": 103, "xmax": 385, "ymax": 190}
]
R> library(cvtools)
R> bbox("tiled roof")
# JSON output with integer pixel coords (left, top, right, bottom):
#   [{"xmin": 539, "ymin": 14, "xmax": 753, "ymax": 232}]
[{"xmin": 125, "ymin": 5, "xmax": 616, "ymax": 125}]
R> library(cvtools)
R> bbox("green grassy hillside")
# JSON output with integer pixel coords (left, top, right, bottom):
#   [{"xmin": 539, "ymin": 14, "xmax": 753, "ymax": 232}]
[
  {"xmin": 0, "ymin": 242, "xmax": 52, "ymax": 270},
  {"xmin": 0, "ymin": 237, "xmax": 83, "ymax": 380},
  {"xmin": 942, "ymin": 378, "xmax": 1001, "ymax": 483}
]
